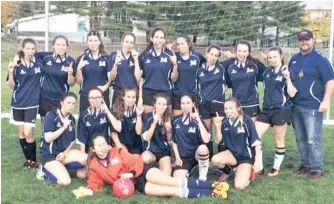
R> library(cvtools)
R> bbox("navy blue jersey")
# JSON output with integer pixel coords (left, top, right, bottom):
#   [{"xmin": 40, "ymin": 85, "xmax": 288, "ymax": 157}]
[
  {"xmin": 289, "ymin": 49, "xmax": 334, "ymax": 109},
  {"xmin": 262, "ymin": 66, "xmax": 295, "ymax": 110},
  {"xmin": 139, "ymin": 48, "xmax": 174, "ymax": 91},
  {"xmin": 40, "ymin": 110, "xmax": 76, "ymax": 157},
  {"xmin": 111, "ymin": 109, "xmax": 142, "ymax": 149},
  {"xmin": 173, "ymin": 52, "xmax": 205, "ymax": 96},
  {"xmin": 172, "ymin": 115, "xmax": 208, "ymax": 158},
  {"xmin": 76, "ymin": 50, "xmax": 111, "ymax": 96},
  {"xmin": 77, "ymin": 108, "xmax": 111, "ymax": 146},
  {"xmin": 10, "ymin": 58, "xmax": 43, "ymax": 108},
  {"xmin": 110, "ymin": 51, "xmax": 138, "ymax": 89},
  {"xmin": 220, "ymin": 115, "xmax": 261, "ymax": 160},
  {"xmin": 196, "ymin": 63, "xmax": 226, "ymax": 103},
  {"xmin": 40, "ymin": 53, "xmax": 76, "ymax": 101},
  {"xmin": 227, "ymin": 60, "xmax": 262, "ymax": 107},
  {"xmin": 141, "ymin": 112, "xmax": 170, "ymax": 154}
]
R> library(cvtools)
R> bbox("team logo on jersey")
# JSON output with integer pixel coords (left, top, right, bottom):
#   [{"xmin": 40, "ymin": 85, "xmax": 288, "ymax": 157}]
[
  {"xmin": 213, "ymin": 68, "xmax": 220, "ymax": 75},
  {"xmin": 100, "ymin": 117, "xmax": 107, "ymax": 124},
  {"xmin": 110, "ymin": 158, "xmax": 120, "ymax": 165},
  {"xmin": 190, "ymin": 60, "xmax": 197, "ymax": 66},
  {"xmin": 129, "ymin": 61, "xmax": 134, "ymax": 67},
  {"xmin": 34, "ymin": 67, "xmax": 41, "ymax": 74},
  {"xmin": 69, "ymin": 125, "xmax": 73, "ymax": 132},
  {"xmin": 46, "ymin": 61, "xmax": 52, "ymax": 66},
  {"xmin": 231, "ymin": 69, "xmax": 237, "ymax": 74},
  {"xmin": 292, "ymin": 61, "xmax": 296, "ymax": 64},
  {"xmin": 199, "ymin": 72, "xmax": 205, "ymax": 77},
  {"xmin": 31, "ymin": 119, "xmax": 36, "ymax": 123},
  {"xmin": 177, "ymin": 60, "xmax": 181, "ymax": 64},
  {"xmin": 56, "ymin": 122, "xmax": 62, "ymax": 128},
  {"xmin": 145, "ymin": 59, "xmax": 151, "ymax": 64},
  {"xmin": 164, "ymin": 142, "xmax": 168, "ymax": 146},
  {"xmin": 247, "ymin": 68, "xmax": 254, "ymax": 73},
  {"xmin": 224, "ymin": 127, "xmax": 229, "ymax": 130},
  {"xmin": 188, "ymin": 127, "xmax": 196, "ymax": 133},
  {"xmin": 160, "ymin": 57, "xmax": 167, "ymax": 63},
  {"xmin": 61, "ymin": 65, "xmax": 67, "ymax": 72},
  {"xmin": 237, "ymin": 126, "xmax": 245, "ymax": 133},
  {"xmin": 266, "ymin": 74, "xmax": 270, "ymax": 78},
  {"xmin": 275, "ymin": 76, "xmax": 283, "ymax": 82},
  {"xmin": 85, "ymin": 121, "xmax": 91, "ymax": 127},
  {"xmin": 99, "ymin": 60, "xmax": 106, "ymax": 67},
  {"xmin": 20, "ymin": 70, "xmax": 26, "ymax": 75},
  {"xmin": 175, "ymin": 124, "xmax": 180, "ymax": 129},
  {"xmin": 132, "ymin": 118, "xmax": 137, "ymax": 123}
]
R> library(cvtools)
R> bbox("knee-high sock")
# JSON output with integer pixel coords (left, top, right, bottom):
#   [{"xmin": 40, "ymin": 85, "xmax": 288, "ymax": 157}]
[
  {"xmin": 180, "ymin": 188, "xmax": 212, "ymax": 198},
  {"xmin": 273, "ymin": 147, "xmax": 286, "ymax": 170},
  {"xmin": 198, "ymin": 153, "xmax": 210, "ymax": 181},
  {"xmin": 19, "ymin": 138, "xmax": 29, "ymax": 160},
  {"xmin": 26, "ymin": 141, "xmax": 36, "ymax": 162}
]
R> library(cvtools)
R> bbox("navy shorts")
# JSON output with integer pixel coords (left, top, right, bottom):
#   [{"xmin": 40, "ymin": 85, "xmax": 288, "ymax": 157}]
[
  {"xmin": 199, "ymin": 100, "xmax": 225, "ymax": 119},
  {"xmin": 242, "ymin": 105, "xmax": 261, "ymax": 117},
  {"xmin": 39, "ymin": 98, "xmax": 59, "ymax": 117},
  {"xmin": 257, "ymin": 108, "xmax": 292, "ymax": 126},
  {"xmin": 10, "ymin": 107, "xmax": 39, "ymax": 127},
  {"xmin": 173, "ymin": 157, "xmax": 198, "ymax": 172},
  {"xmin": 135, "ymin": 164, "xmax": 155, "ymax": 194},
  {"xmin": 142, "ymin": 88, "xmax": 172, "ymax": 106}
]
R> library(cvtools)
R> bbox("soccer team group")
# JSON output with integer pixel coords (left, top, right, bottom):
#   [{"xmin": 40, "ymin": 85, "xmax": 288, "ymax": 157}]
[{"xmin": 6, "ymin": 27, "xmax": 334, "ymax": 199}]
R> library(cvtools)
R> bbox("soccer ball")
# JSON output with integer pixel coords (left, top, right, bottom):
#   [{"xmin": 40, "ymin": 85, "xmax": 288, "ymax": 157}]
[{"xmin": 112, "ymin": 178, "xmax": 135, "ymax": 198}]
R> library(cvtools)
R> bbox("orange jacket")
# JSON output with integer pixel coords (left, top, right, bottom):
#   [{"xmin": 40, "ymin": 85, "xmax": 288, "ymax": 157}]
[{"xmin": 87, "ymin": 147, "xmax": 144, "ymax": 192}]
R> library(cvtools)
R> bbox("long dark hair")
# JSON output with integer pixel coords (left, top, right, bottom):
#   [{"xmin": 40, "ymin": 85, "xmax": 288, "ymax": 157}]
[
  {"xmin": 17, "ymin": 38, "xmax": 37, "ymax": 61},
  {"xmin": 177, "ymin": 35, "xmax": 195, "ymax": 52},
  {"xmin": 235, "ymin": 40, "xmax": 257, "ymax": 70},
  {"xmin": 112, "ymin": 88, "xmax": 138, "ymax": 120},
  {"xmin": 144, "ymin": 27, "xmax": 166, "ymax": 52},
  {"xmin": 87, "ymin": 31, "xmax": 107, "ymax": 56},
  {"xmin": 86, "ymin": 134, "xmax": 106, "ymax": 169},
  {"xmin": 153, "ymin": 93, "xmax": 172, "ymax": 134},
  {"xmin": 268, "ymin": 46, "xmax": 284, "ymax": 65},
  {"xmin": 58, "ymin": 92, "xmax": 77, "ymax": 109}
]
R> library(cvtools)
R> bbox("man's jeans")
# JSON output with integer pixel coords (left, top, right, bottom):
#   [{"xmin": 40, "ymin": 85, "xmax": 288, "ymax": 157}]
[{"xmin": 292, "ymin": 105, "xmax": 323, "ymax": 173}]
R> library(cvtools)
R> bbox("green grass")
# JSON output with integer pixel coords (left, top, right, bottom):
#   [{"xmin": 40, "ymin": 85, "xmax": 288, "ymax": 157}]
[{"xmin": 2, "ymin": 120, "xmax": 334, "ymax": 203}]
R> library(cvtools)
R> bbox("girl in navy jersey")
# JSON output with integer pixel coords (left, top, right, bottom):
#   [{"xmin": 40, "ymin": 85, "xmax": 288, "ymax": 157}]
[
  {"xmin": 7, "ymin": 38, "xmax": 42, "ymax": 168},
  {"xmin": 77, "ymin": 87, "xmax": 121, "ymax": 153},
  {"xmin": 172, "ymin": 95, "xmax": 211, "ymax": 180},
  {"xmin": 75, "ymin": 31, "xmax": 112, "ymax": 113},
  {"xmin": 223, "ymin": 41, "xmax": 265, "ymax": 122},
  {"xmin": 39, "ymin": 92, "xmax": 87, "ymax": 185},
  {"xmin": 139, "ymin": 27, "xmax": 178, "ymax": 113},
  {"xmin": 38, "ymin": 35, "xmax": 76, "ymax": 121},
  {"xmin": 212, "ymin": 97, "xmax": 262, "ymax": 190},
  {"xmin": 255, "ymin": 47, "xmax": 297, "ymax": 176},
  {"xmin": 141, "ymin": 94, "xmax": 173, "ymax": 176},
  {"xmin": 111, "ymin": 84, "xmax": 145, "ymax": 155},
  {"xmin": 109, "ymin": 32, "xmax": 141, "ymax": 104},
  {"xmin": 166, "ymin": 35, "xmax": 205, "ymax": 116}
]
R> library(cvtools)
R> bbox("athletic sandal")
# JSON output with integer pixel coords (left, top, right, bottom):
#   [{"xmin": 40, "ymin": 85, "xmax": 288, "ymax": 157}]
[{"xmin": 267, "ymin": 168, "xmax": 280, "ymax": 177}]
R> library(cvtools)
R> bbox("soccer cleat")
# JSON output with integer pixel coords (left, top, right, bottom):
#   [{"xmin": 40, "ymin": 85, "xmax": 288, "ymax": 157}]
[
  {"xmin": 267, "ymin": 168, "xmax": 280, "ymax": 177},
  {"xmin": 36, "ymin": 164, "xmax": 46, "ymax": 180}
]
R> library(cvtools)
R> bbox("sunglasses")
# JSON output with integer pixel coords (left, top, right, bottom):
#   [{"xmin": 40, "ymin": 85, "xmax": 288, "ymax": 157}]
[{"xmin": 88, "ymin": 31, "xmax": 100, "ymax": 37}]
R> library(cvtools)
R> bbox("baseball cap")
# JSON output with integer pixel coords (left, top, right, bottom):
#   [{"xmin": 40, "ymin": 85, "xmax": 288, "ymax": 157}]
[{"xmin": 297, "ymin": 30, "xmax": 313, "ymax": 40}]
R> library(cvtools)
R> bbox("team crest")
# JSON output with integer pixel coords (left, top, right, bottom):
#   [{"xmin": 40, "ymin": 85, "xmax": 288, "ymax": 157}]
[
  {"xmin": 224, "ymin": 127, "xmax": 229, "ymax": 130},
  {"xmin": 99, "ymin": 60, "xmax": 106, "ymax": 67},
  {"xmin": 175, "ymin": 124, "xmax": 180, "ymax": 129},
  {"xmin": 190, "ymin": 60, "xmax": 197, "ymax": 66},
  {"xmin": 20, "ymin": 70, "xmax": 26, "ymax": 75},
  {"xmin": 61, "ymin": 65, "xmax": 67, "ymax": 72},
  {"xmin": 237, "ymin": 126, "xmax": 245, "ymax": 133},
  {"xmin": 292, "ymin": 61, "xmax": 296, "ymax": 64},
  {"xmin": 69, "ymin": 125, "xmax": 73, "ymax": 132},
  {"xmin": 85, "ymin": 121, "xmax": 91, "ymax": 127},
  {"xmin": 46, "ymin": 61, "xmax": 52, "ymax": 66},
  {"xmin": 160, "ymin": 57, "xmax": 167, "ymax": 63},
  {"xmin": 100, "ymin": 117, "xmax": 107, "ymax": 124},
  {"xmin": 188, "ymin": 127, "xmax": 196, "ymax": 133},
  {"xmin": 34, "ymin": 67, "xmax": 41, "ymax": 74}
]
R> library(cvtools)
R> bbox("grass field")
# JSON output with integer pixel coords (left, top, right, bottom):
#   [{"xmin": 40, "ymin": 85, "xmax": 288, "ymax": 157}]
[{"xmin": 2, "ymin": 40, "xmax": 334, "ymax": 204}]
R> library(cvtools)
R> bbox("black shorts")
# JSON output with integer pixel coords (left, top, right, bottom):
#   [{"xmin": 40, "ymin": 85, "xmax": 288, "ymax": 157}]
[
  {"xmin": 257, "ymin": 108, "xmax": 292, "ymax": 126},
  {"xmin": 199, "ymin": 100, "xmax": 225, "ymax": 119},
  {"xmin": 242, "ymin": 105, "xmax": 261, "ymax": 117},
  {"xmin": 135, "ymin": 164, "xmax": 155, "ymax": 194},
  {"xmin": 39, "ymin": 98, "xmax": 59, "ymax": 117},
  {"xmin": 143, "ymin": 88, "xmax": 172, "ymax": 106},
  {"xmin": 173, "ymin": 157, "xmax": 198, "ymax": 172},
  {"xmin": 79, "ymin": 90, "xmax": 110, "ymax": 114},
  {"xmin": 231, "ymin": 152, "xmax": 255, "ymax": 166},
  {"xmin": 153, "ymin": 151, "xmax": 171, "ymax": 162},
  {"xmin": 40, "ymin": 154, "xmax": 56, "ymax": 166},
  {"xmin": 111, "ymin": 86, "xmax": 123, "ymax": 106},
  {"xmin": 10, "ymin": 107, "xmax": 39, "ymax": 127},
  {"xmin": 172, "ymin": 93, "xmax": 199, "ymax": 110},
  {"xmin": 127, "ymin": 147, "xmax": 143, "ymax": 155}
]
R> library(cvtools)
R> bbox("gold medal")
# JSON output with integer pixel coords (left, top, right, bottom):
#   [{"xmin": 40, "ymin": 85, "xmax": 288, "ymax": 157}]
[{"xmin": 298, "ymin": 70, "xmax": 304, "ymax": 78}]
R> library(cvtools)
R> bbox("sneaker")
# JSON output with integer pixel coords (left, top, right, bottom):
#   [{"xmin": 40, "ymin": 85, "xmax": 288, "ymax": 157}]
[
  {"xmin": 267, "ymin": 168, "xmax": 280, "ymax": 177},
  {"xmin": 308, "ymin": 172, "xmax": 323, "ymax": 180},
  {"xmin": 36, "ymin": 164, "xmax": 46, "ymax": 180},
  {"xmin": 294, "ymin": 166, "xmax": 310, "ymax": 175}
]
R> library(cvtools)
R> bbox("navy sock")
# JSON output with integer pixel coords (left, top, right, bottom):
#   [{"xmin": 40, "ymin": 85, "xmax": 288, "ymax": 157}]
[
  {"xmin": 19, "ymin": 138, "xmax": 29, "ymax": 160},
  {"xmin": 187, "ymin": 188, "xmax": 212, "ymax": 198},
  {"xmin": 187, "ymin": 178, "xmax": 212, "ymax": 189}
]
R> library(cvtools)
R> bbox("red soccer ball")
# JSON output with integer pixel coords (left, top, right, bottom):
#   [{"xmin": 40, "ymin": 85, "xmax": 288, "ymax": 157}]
[{"xmin": 112, "ymin": 178, "xmax": 135, "ymax": 198}]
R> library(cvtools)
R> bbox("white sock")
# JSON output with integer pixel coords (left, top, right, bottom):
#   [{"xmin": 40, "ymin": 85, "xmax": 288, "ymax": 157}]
[
  {"xmin": 257, "ymin": 147, "xmax": 264, "ymax": 170},
  {"xmin": 273, "ymin": 147, "xmax": 286, "ymax": 170},
  {"xmin": 198, "ymin": 153, "xmax": 210, "ymax": 181}
]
